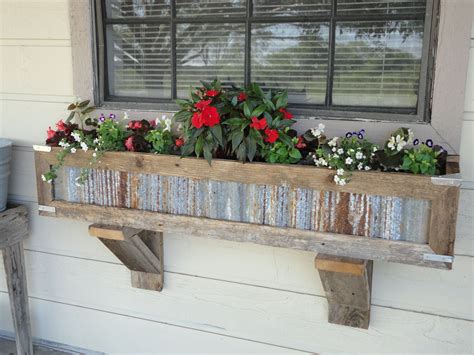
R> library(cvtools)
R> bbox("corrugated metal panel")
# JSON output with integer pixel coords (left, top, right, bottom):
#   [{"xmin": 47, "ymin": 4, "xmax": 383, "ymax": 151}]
[{"xmin": 55, "ymin": 167, "xmax": 430, "ymax": 243}]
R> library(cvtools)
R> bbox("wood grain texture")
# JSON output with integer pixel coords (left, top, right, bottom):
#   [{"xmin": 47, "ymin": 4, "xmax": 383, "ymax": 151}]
[
  {"xmin": 38, "ymin": 149, "xmax": 449, "ymax": 200},
  {"xmin": 44, "ymin": 200, "xmax": 447, "ymax": 269},
  {"xmin": 2, "ymin": 242, "xmax": 33, "ymax": 355},
  {"xmin": 96, "ymin": 228, "xmax": 164, "ymax": 291},
  {"xmin": 316, "ymin": 254, "xmax": 373, "ymax": 329},
  {"xmin": 0, "ymin": 205, "xmax": 28, "ymax": 249},
  {"xmin": 88, "ymin": 224, "xmax": 141, "ymax": 241}
]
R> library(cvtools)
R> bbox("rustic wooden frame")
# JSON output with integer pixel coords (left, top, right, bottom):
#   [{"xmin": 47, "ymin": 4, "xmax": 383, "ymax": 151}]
[{"xmin": 34, "ymin": 148, "xmax": 461, "ymax": 270}]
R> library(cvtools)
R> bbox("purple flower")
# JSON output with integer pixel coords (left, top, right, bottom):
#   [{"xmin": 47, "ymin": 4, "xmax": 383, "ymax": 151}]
[
  {"xmin": 109, "ymin": 113, "xmax": 116, "ymax": 120},
  {"xmin": 346, "ymin": 132, "xmax": 353, "ymax": 138},
  {"xmin": 98, "ymin": 113, "xmax": 106, "ymax": 123},
  {"xmin": 426, "ymin": 139, "xmax": 433, "ymax": 148},
  {"xmin": 413, "ymin": 138, "xmax": 419, "ymax": 145}
]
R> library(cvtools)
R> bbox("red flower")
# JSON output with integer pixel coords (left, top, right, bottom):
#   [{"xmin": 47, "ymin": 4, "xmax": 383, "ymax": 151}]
[
  {"xmin": 56, "ymin": 120, "xmax": 67, "ymax": 131},
  {"xmin": 194, "ymin": 99, "xmax": 212, "ymax": 111},
  {"xmin": 296, "ymin": 136, "xmax": 306, "ymax": 149},
  {"xmin": 279, "ymin": 108, "xmax": 293, "ymax": 120},
  {"xmin": 128, "ymin": 120, "xmax": 143, "ymax": 130},
  {"xmin": 249, "ymin": 116, "xmax": 267, "ymax": 131},
  {"xmin": 175, "ymin": 138, "xmax": 184, "ymax": 147},
  {"xmin": 238, "ymin": 92, "xmax": 247, "ymax": 101},
  {"xmin": 264, "ymin": 128, "xmax": 279, "ymax": 144},
  {"xmin": 191, "ymin": 112, "xmax": 204, "ymax": 129},
  {"xmin": 124, "ymin": 136, "xmax": 135, "ymax": 151},
  {"xmin": 201, "ymin": 106, "xmax": 220, "ymax": 127},
  {"xmin": 206, "ymin": 89, "xmax": 219, "ymax": 97},
  {"xmin": 47, "ymin": 127, "xmax": 56, "ymax": 139}
]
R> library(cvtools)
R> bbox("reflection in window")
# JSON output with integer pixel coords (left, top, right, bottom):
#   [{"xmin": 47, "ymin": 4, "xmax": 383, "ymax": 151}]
[
  {"xmin": 252, "ymin": 23, "xmax": 329, "ymax": 104},
  {"xmin": 333, "ymin": 21, "xmax": 424, "ymax": 108}
]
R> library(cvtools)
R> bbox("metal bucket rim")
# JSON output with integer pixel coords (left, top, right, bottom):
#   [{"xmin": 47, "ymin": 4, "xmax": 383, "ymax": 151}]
[{"xmin": 0, "ymin": 138, "xmax": 13, "ymax": 149}]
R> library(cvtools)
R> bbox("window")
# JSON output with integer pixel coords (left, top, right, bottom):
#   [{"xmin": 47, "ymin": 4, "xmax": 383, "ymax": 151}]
[{"xmin": 95, "ymin": 0, "xmax": 437, "ymax": 121}]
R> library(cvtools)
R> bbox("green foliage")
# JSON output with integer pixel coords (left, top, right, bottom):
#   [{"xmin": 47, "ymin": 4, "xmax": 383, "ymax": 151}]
[
  {"xmin": 401, "ymin": 144, "xmax": 440, "ymax": 175},
  {"xmin": 66, "ymin": 99, "xmax": 95, "ymax": 128},
  {"xmin": 262, "ymin": 137, "xmax": 302, "ymax": 164},
  {"xmin": 145, "ymin": 129, "xmax": 174, "ymax": 154},
  {"xmin": 96, "ymin": 119, "xmax": 125, "ymax": 151}
]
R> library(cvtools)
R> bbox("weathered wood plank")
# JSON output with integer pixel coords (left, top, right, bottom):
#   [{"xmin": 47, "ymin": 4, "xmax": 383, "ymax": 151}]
[
  {"xmin": 315, "ymin": 254, "xmax": 373, "ymax": 329},
  {"xmin": 2, "ymin": 242, "xmax": 33, "ymax": 355},
  {"xmin": 0, "ymin": 205, "xmax": 28, "ymax": 249},
  {"xmin": 45, "ymin": 201, "xmax": 447, "ymax": 269},
  {"xmin": 89, "ymin": 224, "xmax": 141, "ymax": 241},
  {"xmin": 37, "ymin": 149, "xmax": 448, "ymax": 200},
  {"xmin": 92, "ymin": 226, "xmax": 164, "ymax": 291},
  {"xmin": 34, "ymin": 150, "xmax": 53, "ymax": 206}
]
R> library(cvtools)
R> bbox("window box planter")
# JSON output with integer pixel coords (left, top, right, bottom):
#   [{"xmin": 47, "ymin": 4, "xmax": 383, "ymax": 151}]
[{"xmin": 34, "ymin": 146, "xmax": 461, "ymax": 328}]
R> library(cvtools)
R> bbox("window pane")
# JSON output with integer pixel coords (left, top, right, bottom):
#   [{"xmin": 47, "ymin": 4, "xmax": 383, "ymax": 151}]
[
  {"xmin": 176, "ymin": 0, "xmax": 247, "ymax": 17},
  {"xmin": 176, "ymin": 23, "xmax": 245, "ymax": 97},
  {"xmin": 337, "ymin": 0, "xmax": 426, "ymax": 16},
  {"xmin": 106, "ymin": 24, "xmax": 172, "ymax": 98},
  {"xmin": 253, "ymin": 0, "xmax": 331, "ymax": 16},
  {"xmin": 332, "ymin": 20, "xmax": 424, "ymax": 108},
  {"xmin": 251, "ymin": 23, "xmax": 329, "ymax": 105},
  {"xmin": 105, "ymin": 0, "xmax": 170, "ymax": 18}
]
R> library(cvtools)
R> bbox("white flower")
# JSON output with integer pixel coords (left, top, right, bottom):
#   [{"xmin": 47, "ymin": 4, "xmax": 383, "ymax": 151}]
[
  {"xmin": 356, "ymin": 151, "xmax": 363, "ymax": 160},
  {"xmin": 336, "ymin": 168, "xmax": 344, "ymax": 176},
  {"xmin": 163, "ymin": 118, "xmax": 172, "ymax": 132},
  {"xmin": 334, "ymin": 175, "xmax": 346, "ymax": 186},
  {"xmin": 310, "ymin": 123, "xmax": 325, "ymax": 138},
  {"xmin": 328, "ymin": 137, "xmax": 338, "ymax": 147},
  {"xmin": 332, "ymin": 147, "xmax": 337, "ymax": 152},
  {"xmin": 59, "ymin": 141, "xmax": 70, "ymax": 148},
  {"xmin": 365, "ymin": 166, "xmax": 371, "ymax": 171},
  {"xmin": 337, "ymin": 148, "xmax": 344, "ymax": 155},
  {"xmin": 92, "ymin": 152, "xmax": 97, "ymax": 158},
  {"xmin": 41, "ymin": 174, "xmax": 46, "ymax": 181},
  {"xmin": 407, "ymin": 129, "xmax": 414, "ymax": 143},
  {"xmin": 333, "ymin": 154, "xmax": 339, "ymax": 159},
  {"xmin": 70, "ymin": 148, "xmax": 77, "ymax": 154},
  {"xmin": 123, "ymin": 112, "xmax": 129, "ymax": 121},
  {"xmin": 357, "ymin": 163, "xmax": 363, "ymax": 170},
  {"xmin": 71, "ymin": 132, "xmax": 81, "ymax": 142},
  {"xmin": 93, "ymin": 138, "xmax": 99, "ymax": 144},
  {"xmin": 345, "ymin": 157, "xmax": 353, "ymax": 165},
  {"xmin": 348, "ymin": 148, "xmax": 354, "ymax": 154},
  {"xmin": 373, "ymin": 146, "xmax": 378, "ymax": 152},
  {"xmin": 80, "ymin": 142, "xmax": 88, "ymax": 152}
]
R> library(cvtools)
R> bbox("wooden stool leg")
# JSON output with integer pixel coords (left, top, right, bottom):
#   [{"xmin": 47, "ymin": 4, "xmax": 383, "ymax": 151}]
[
  {"xmin": 2, "ymin": 241, "xmax": 33, "ymax": 354},
  {"xmin": 315, "ymin": 254, "xmax": 373, "ymax": 329}
]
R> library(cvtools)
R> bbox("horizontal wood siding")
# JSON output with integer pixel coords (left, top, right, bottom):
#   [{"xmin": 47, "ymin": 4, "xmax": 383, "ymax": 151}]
[{"xmin": 0, "ymin": 1, "xmax": 472, "ymax": 353}]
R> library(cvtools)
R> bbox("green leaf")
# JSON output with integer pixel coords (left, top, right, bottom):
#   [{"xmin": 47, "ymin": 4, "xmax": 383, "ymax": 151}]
[
  {"xmin": 210, "ymin": 125, "xmax": 224, "ymax": 147},
  {"xmin": 81, "ymin": 106, "xmax": 95, "ymax": 114},
  {"xmin": 236, "ymin": 143, "xmax": 247, "ymax": 162},
  {"xmin": 263, "ymin": 111, "xmax": 273, "ymax": 126},
  {"xmin": 67, "ymin": 103, "xmax": 77, "ymax": 111},
  {"xmin": 243, "ymin": 102, "xmax": 251, "ymax": 118},
  {"xmin": 222, "ymin": 117, "xmax": 242, "ymax": 126},
  {"xmin": 246, "ymin": 138, "xmax": 257, "ymax": 162},
  {"xmin": 195, "ymin": 136, "xmax": 204, "ymax": 157},
  {"xmin": 65, "ymin": 111, "xmax": 75, "ymax": 123},
  {"xmin": 289, "ymin": 148, "xmax": 302, "ymax": 160},
  {"xmin": 279, "ymin": 134, "xmax": 292, "ymax": 147},
  {"xmin": 175, "ymin": 99, "xmax": 191, "ymax": 106},
  {"xmin": 251, "ymin": 104, "xmax": 267, "ymax": 118},
  {"xmin": 231, "ymin": 96, "xmax": 238, "ymax": 106},
  {"xmin": 232, "ymin": 131, "xmax": 244, "ymax": 152},
  {"xmin": 203, "ymin": 143, "xmax": 212, "ymax": 165},
  {"xmin": 78, "ymin": 100, "xmax": 90, "ymax": 108},
  {"xmin": 263, "ymin": 98, "xmax": 276, "ymax": 111}
]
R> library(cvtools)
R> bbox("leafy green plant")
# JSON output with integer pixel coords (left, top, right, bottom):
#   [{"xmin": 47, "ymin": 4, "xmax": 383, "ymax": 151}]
[
  {"xmin": 376, "ymin": 127, "xmax": 414, "ymax": 170},
  {"xmin": 313, "ymin": 132, "xmax": 378, "ymax": 185},
  {"xmin": 401, "ymin": 144, "xmax": 440, "ymax": 175},
  {"xmin": 173, "ymin": 80, "xmax": 226, "ymax": 164},
  {"xmin": 66, "ymin": 99, "xmax": 96, "ymax": 128},
  {"xmin": 261, "ymin": 136, "xmax": 302, "ymax": 164},
  {"xmin": 145, "ymin": 124, "xmax": 174, "ymax": 154},
  {"xmin": 97, "ymin": 118, "xmax": 125, "ymax": 151}
]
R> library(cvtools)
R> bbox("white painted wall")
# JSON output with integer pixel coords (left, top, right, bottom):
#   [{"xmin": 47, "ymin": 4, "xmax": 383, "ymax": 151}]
[{"xmin": 0, "ymin": 1, "xmax": 473, "ymax": 353}]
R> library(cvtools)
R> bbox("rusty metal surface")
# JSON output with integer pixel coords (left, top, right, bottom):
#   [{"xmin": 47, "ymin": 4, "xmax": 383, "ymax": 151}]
[{"xmin": 55, "ymin": 167, "xmax": 431, "ymax": 243}]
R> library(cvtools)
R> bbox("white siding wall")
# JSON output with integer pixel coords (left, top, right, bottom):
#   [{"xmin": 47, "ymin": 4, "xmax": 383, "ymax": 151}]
[{"xmin": 0, "ymin": 1, "xmax": 473, "ymax": 353}]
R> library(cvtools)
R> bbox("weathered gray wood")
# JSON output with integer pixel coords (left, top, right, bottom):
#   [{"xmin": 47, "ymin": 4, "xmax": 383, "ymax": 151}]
[
  {"xmin": 2, "ymin": 242, "xmax": 33, "ymax": 354},
  {"xmin": 91, "ymin": 226, "xmax": 164, "ymax": 291},
  {"xmin": 0, "ymin": 205, "xmax": 28, "ymax": 249},
  {"xmin": 48, "ymin": 202, "xmax": 447, "ymax": 269},
  {"xmin": 315, "ymin": 254, "xmax": 373, "ymax": 329}
]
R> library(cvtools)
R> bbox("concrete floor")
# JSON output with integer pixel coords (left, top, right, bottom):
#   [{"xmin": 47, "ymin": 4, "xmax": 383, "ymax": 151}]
[{"xmin": 0, "ymin": 338, "xmax": 78, "ymax": 355}]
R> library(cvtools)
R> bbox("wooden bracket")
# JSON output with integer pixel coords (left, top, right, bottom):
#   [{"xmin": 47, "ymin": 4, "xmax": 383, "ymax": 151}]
[
  {"xmin": 315, "ymin": 254, "xmax": 373, "ymax": 329},
  {"xmin": 88, "ymin": 224, "xmax": 164, "ymax": 291}
]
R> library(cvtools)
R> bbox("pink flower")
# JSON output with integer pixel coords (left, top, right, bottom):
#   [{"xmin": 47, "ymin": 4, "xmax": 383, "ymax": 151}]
[
  {"xmin": 124, "ymin": 136, "xmax": 135, "ymax": 151},
  {"xmin": 249, "ymin": 116, "xmax": 267, "ymax": 131},
  {"xmin": 238, "ymin": 92, "xmax": 247, "ymax": 101},
  {"xmin": 194, "ymin": 99, "xmax": 212, "ymax": 111},
  {"xmin": 279, "ymin": 108, "xmax": 293, "ymax": 120},
  {"xmin": 264, "ymin": 128, "xmax": 279, "ymax": 143},
  {"xmin": 175, "ymin": 138, "xmax": 184, "ymax": 147},
  {"xmin": 47, "ymin": 127, "xmax": 56, "ymax": 139},
  {"xmin": 56, "ymin": 120, "xmax": 67, "ymax": 131},
  {"xmin": 191, "ymin": 112, "xmax": 204, "ymax": 129}
]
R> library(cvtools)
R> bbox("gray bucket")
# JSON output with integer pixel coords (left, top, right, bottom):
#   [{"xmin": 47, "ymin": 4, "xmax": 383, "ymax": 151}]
[{"xmin": 0, "ymin": 139, "xmax": 12, "ymax": 212}]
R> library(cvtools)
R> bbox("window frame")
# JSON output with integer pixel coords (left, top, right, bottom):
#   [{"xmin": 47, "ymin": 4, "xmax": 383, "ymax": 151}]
[
  {"xmin": 93, "ymin": 0, "xmax": 437, "ymax": 122},
  {"xmin": 70, "ymin": 0, "xmax": 471, "ymax": 154}
]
